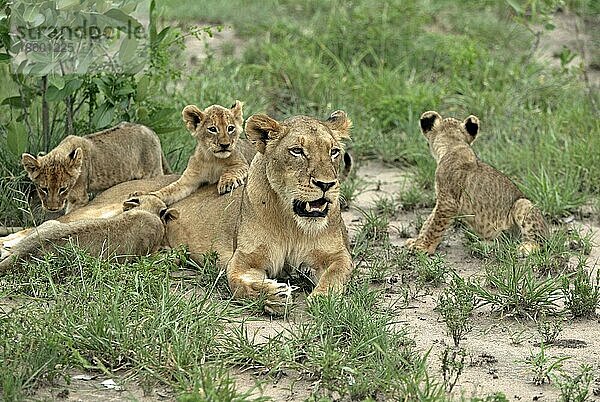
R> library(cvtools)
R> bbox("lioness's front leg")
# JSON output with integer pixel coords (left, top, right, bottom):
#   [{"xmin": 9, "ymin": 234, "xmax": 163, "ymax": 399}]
[
  {"xmin": 406, "ymin": 200, "xmax": 457, "ymax": 255},
  {"xmin": 309, "ymin": 250, "xmax": 353, "ymax": 297},
  {"xmin": 227, "ymin": 249, "xmax": 293, "ymax": 315}
]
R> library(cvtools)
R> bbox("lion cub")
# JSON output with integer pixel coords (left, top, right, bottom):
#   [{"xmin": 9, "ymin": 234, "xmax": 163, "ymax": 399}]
[
  {"xmin": 22, "ymin": 122, "xmax": 169, "ymax": 214},
  {"xmin": 150, "ymin": 101, "xmax": 248, "ymax": 205},
  {"xmin": 0, "ymin": 195, "xmax": 178, "ymax": 271},
  {"xmin": 406, "ymin": 111, "xmax": 547, "ymax": 256}
]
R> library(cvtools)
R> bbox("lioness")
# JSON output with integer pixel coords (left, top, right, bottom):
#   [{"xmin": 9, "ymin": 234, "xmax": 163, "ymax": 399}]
[
  {"xmin": 406, "ymin": 111, "xmax": 547, "ymax": 255},
  {"xmin": 0, "ymin": 194, "xmax": 178, "ymax": 271},
  {"xmin": 151, "ymin": 101, "xmax": 249, "ymax": 205},
  {"xmin": 165, "ymin": 110, "xmax": 354, "ymax": 314},
  {"xmin": 22, "ymin": 122, "xmax": 170, "ymax": 214}
]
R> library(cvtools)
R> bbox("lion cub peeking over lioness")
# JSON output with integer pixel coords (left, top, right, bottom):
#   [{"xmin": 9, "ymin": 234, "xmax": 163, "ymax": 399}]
[
  {"xmin": 406, "ymin": 111, "xmax": 547, "ymax": 256},
  {"xmin": 22, "ymin": 122, "xmax": 169, "ymax": 214},
  {"xmin": 150, "ymin": 101, "xmax": 248, "ymax": 205}
]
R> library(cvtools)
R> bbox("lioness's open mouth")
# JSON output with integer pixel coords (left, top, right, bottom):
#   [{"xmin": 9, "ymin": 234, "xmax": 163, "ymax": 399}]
[{"xmin": 293, "ymin": 198, "xmax": 330, "ymax": 218}]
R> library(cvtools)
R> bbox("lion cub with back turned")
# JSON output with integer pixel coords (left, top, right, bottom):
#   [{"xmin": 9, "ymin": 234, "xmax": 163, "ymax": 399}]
[
  {"xmin": 406, "ymin": 111, "xmax": 547, "ymax": 256},
  {"xmin": 150, "ymin": 101, "xmax": 249, "ymax": 205},
  {"xmin": 22, "ymin": 122, "xmax": 169, "ymax": 214}
]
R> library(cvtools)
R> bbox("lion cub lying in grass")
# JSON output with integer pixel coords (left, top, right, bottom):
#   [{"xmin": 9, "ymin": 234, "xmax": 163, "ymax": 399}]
[
  {"xmin": 406, "ymin": 111, "xmax": 547, "ymax": 256},
  {"xmin": 151, "ymin": 101, "xmax": 249, "ymax": 205},
  {"xmin": 22, "ymin": 122, "xmax": 170, "ymax": 214},
  {"xmin": 0, "ymin": 195, "xmax": 177, "ymax": 271}
]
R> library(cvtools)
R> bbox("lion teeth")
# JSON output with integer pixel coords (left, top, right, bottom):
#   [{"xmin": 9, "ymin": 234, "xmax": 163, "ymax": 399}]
[{"xmin": 305, "ymin": 201, "xmax": 327, "ymax": 212}]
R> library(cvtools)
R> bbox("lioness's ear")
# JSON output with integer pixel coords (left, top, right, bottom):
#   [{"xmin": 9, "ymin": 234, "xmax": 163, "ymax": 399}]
[
  {"xmin": 123, "ymin": 197, "xmax": 140, "ymax": 211},
  {"xmin": 245, "ymin": 114, "xmax": 282, "ymax": 154},
  {"xmin": 340, "ymin": 150, "xmax": 353, "ymax": 181},
  {"xmin": 21, "ymin": 153, "xmax": 40, "ymax": 174},
  {"xmin": 463, "ymin": 115, "xmax": 479, "ymax": 142},
  {"xmin": 68, "ymin": 148, "xmax": 83, "ymax": 169},
  {"xmin": 182, "ymin": 105, "xmax": 205, "ymax": 132},
  {"xmin": 160, "ymin": 207, "xmax": 179, "ymax": 223},
  {"xmin": 419, "ymin": 111, "xmax": 442, "ymax": 134},
  {"xmin": 230, "ymin": 100, "xmax": 244, "ymax": 124},
  {"xmin": 324, "ymin": 110, "xmax": 352, "ymax": 140}
]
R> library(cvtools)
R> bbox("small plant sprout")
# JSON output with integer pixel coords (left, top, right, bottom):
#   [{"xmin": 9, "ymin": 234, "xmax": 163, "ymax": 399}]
[
  {"xmin": 521, "ymin": 343, "xmax": 570, "ymax": 386},
  {"xmin": 440, "ymin": 346, "xmax": 467, "ymax": 393},
  {"xmin": 374, "ymin": 196, "xmax": 400, "ymax": 218},
  {"xmin": 435, "ymin": 275, "xmax": 475, "ymax": 347},
  {"xmin": 536, "ymin": 315, "xmax": 564, "ymax": 345},
  {"xmin": 553, "ymin": 364, "xmax": 595, "ymax": 402},
  {"xmin": 562, "ymin": 263, "xmax": 600, "ymax": 318}
]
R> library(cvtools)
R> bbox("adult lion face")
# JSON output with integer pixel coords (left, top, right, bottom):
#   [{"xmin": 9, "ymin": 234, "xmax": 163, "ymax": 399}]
[{"xmin": 245, "ymin": 110, "xmax": 352, "ymax": 233}]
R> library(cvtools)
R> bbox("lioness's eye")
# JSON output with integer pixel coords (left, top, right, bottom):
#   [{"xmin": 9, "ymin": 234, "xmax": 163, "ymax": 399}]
[
  {"xmin": 289, "ymin": 147, "xmax": 304, "ymax": 157},
  {"xmin": 59, "ymin": 187, "xmax": 68, "ymax": 194},
  {"xmin": 227, "ymin": 125, "xmax": 236, "ymax": 133},
  {"xmin": 331, "ymin": 148, "xmax": 341, "ymax": 159},
  {"xmin": 207, "ymin": 126, "xmax": 218, "ymax": 133}
]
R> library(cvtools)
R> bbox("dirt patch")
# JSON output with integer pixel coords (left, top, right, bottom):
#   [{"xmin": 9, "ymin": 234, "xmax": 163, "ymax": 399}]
[
  {"xmin": 536, "ymin": 11, "xmax": 600, "ymax": 88},
  {"xmin": 183, "ymin": 23, "xmax": 246, "ymax": 67}
]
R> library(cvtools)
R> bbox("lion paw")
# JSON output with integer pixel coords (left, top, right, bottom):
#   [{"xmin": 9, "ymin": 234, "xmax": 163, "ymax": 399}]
[
  {"xmin": 404, "ymin": 238, "xmax": 435, "ymax": 255},
  {"xmin": 261, "ymin": 279, "xmax": 294, "ymax": 316},
  {"xmin": 404, "ymin": 238, "xmax": 417, "ymax": 248},
  {"xmin": 218, "ymin": 176, "xmax": 245, "ymax": 195}
]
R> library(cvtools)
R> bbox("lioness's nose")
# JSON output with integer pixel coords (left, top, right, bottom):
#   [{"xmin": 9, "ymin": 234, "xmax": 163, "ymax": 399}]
[
  {"xmin": 219, "ymin": 143, "xmax": 230, "ymax": 150},
  {"xmin": 312, "ymin": 178, "xmax": 336, "ymax": 192}
]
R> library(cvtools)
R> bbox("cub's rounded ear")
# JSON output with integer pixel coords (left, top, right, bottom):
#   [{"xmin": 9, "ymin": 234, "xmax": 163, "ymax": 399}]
[
  {"xmin": 230, "ymin": 100, "xmax": 244, "ymax": 123},
  {"xmin": 182, "ymin": 105, "xmax": 205, "ymax": 132},
  {"xmin": 419, "ymin": 111, "xmax": 442, "ymax": 133},
  {"xmin": 68, "ymin": 147, "xmax": 83, "ymax": 169},
  {"xmin": 463, "ymin": 115, "xmax": 479, "ymax": 141},
  {"xmin": 21, "ymin": 153, "xmax": 40, "ymax": 174},
  {"xmin": 245, "ymin": 114, "xmax": 282, "ymax": 154},
  {"xmin": 324, "ymin": 110, "xmax": 352, "ymax": 140},
  {"xmin": 160, "ymin": 207, "xmax": 179, "ymax": 223},
  {"xmin": 123, "ymin": 197, "xmax": 140, "ymax": 211}
]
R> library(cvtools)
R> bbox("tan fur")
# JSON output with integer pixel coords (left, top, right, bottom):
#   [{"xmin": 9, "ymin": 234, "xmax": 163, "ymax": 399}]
[
  {"xmin": 21, "ymin": 122, "xmax": 169, "ymax": 214},
  {"xmin": 3, "ymin": 111, "xmax": 353, "ymax": 312},
  {"xmin": 166, "ymin": 110, "xmax": 354, "ymax": 314},
  {"xmin": 0, "ymin": 175, "xmax": 179, "ymax": 261},
  {"xmin": 406, "ymin": 111, "xmax": 547, "ymax": 255},
  {"xmin": 151, "ymin": 101, "xmax": 249, "ymax": 205},
  {"xmin": 0, "ymin": 195, "xmax": 178, "ymax": 271}
]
